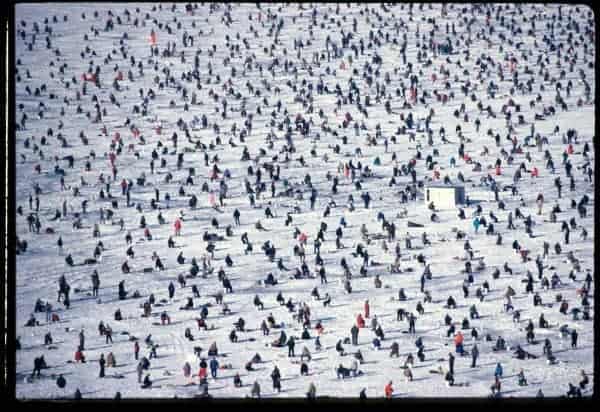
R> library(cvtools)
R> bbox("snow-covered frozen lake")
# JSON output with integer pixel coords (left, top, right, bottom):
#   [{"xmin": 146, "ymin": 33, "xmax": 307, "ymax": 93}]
[{"xmin": 13, "ymin": 3, "xmax": 594, "ymax": 399}]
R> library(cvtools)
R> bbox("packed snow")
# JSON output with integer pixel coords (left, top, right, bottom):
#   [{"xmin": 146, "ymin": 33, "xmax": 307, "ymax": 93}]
[{"xmin": 14, "ymin": 3, "xmax": 595, "ymax": 399}]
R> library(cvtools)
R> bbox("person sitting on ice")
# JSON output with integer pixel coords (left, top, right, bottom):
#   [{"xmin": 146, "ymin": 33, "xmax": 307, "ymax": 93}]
[
  {"xmin": 207, "ymin": 342, "xmax": 218, "ymax": 357},
  {"xmin": 272, "ymin": 330, "xmax": 287, "ymax": 347},
  {"xmin": 141, "ymin": 374, "xmax": 152, "ymax": 389},
  {"xmin": 579, "ymin": 370, "xmax": 589, "ymax": 390},
  {"xmin": 513, "ymin": 345, "xmax": 537, "ymax": 360},
  {"xmin": 264, "ymin": 272, "xmax": 278, "ymax": 286},
  {"xmin": 517, "ymin": 369, "xmax": 528, "ymax": 386},
  {"xmin": 160, "ymin": 311, "xmax": 171, "ymax": 325},
  {"xmin": 74, "ymin": 347, "xmax": 86, "ymax": 363},
  {"xmin": 336, "ymin": 339, "xmax": 346, "ymax": 355},
  {"xmin": 234, "ymin": 317, "xmax": 245, "ymax": 332},
  {"xmin": 301, "ymin": 328, "xmax": 311, "ymax": 340},
  {"xmin": 25, "ymin": 314, "xmax": 38, "ymax": 327},
  {"xmin": 336, "ymin": 364, "xmax": 351, "ymax": 379},
  {"xmin": 34, "ymin": 299, "xmax": 45, "ymax": 313},
  {"xmin": 267, "ymin": 313, "xmax": 278, "ymax": 329},
  {"xmin": 221, "ymin": 303, "xmax": 231, "ymax": 315},
  {"xmin": 566, "ymin": 383, "xmax": 582, "ymax": 398},
  {"xmin": 493, "ymin": 336, "xmax": 507, "ymax": 352}
]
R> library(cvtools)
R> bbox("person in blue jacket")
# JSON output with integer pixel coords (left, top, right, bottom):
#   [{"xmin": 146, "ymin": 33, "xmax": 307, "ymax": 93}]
[
  {"xmin": 494, "ymin": 362, "xmax": 503, "ymax": 378},
  {"xmin": 473, "ymin": 217, "xmax": 481, "ymax": 233},
  {"xmin": 210, "ymin": 357, "xmax": 219, "ymax": 378}
]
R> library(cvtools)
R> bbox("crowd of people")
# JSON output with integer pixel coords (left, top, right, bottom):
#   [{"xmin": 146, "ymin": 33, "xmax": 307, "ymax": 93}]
[{"xmin": 14, "ymin": 3, "xmax": 594, "ymax": 399}]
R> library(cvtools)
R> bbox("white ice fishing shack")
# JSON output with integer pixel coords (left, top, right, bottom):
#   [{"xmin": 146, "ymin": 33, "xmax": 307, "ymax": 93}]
[{"xmin": 425, "ymin": 183, "xmax": 465, "ymax": 209}]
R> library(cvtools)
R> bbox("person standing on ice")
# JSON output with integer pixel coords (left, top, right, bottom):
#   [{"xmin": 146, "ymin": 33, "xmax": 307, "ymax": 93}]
[
  {"xmin": 384, "ymin": 381, "xmax": 394, "ymax": 399},
  {"xmin": 306, "ymin": 382, "xmax": 316, "ymax": 400},
  {"xmin": 471, "ymin": 343, "xmax": 479, "ymax": 368},
  {"xmin": 287, "ymin": 335, "xmax": 296, "ymax": 357},
  {"xmin": 271, "ymin": 365, "xmax": 282, "ymax": 393},
  {"xmin": 364, "ymin": 300, "xmax": 370, "ymax": 318},
  {"xmin": 473, "ymin": 217, "xmax": 481, "ymax": 234},
  {"xmin": 454, "ymin": 331, "xmax": 464, "ymax": 355},
  {"xmin": 79, "ymin": 329, "xmax": 85, "ymax": 351},
  {"xmin": 168, "ymin": 282, "xmax": 175, "ymax": 299},
  {"xmin": 174, "ymin": 218, "xmax": 182, "ymax": 236},
  {"xmin": 98, "ymin": 353, "xmax": 106, "ymax": 378},
  {"xmin": 250, "ymin": 380, "xmax": 261, "ymax": 398},
  {"xmin": 494, "ymin": 362, "xmax": 503, "ymax": 378},
  {"xmin": 209, "ymin": 357, "xmax": 219, "ymax": 379},
  {"xmin": 351, "ymin": 324, "xmax": 359, "ymax": 345}
]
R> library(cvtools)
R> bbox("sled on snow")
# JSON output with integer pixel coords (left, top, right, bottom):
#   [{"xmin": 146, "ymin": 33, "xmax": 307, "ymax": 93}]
[{"xmin": 407, "ymin": 221, "xmax": 424, "ymax": 228}]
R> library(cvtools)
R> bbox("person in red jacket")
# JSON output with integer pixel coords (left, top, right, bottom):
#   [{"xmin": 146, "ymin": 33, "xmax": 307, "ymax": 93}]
[
  {"xmin": 356, "ymin": 313, "xmax": 366, "ymax": 328},
  {"xmin": 198, "ymin": 366, "xmax": 208, "ymax": 381},
  {"xmin": 385, "ymin": 381, "xmax": 393, "ymax": 399},
  {"xmin": 531, "ymin": 167, "xmax": 539, "ymax": 178},
  {"xmin": 74, "ymin": 348, "xmax": 86, "ymax": 363},
  {"xmin": 174, "ymin": 219, "xmax": 182, "ymax": 236},
  {"xmin": 299, "ymin": 233, "xmax": 308, "ymax": 245},
  {"xmin": 364, "ymin": 300, "xmax": 370, "ymax": 319},
  {"xmin": 149, "ymin": 30, "xmax": 157, "ymax": 46}
]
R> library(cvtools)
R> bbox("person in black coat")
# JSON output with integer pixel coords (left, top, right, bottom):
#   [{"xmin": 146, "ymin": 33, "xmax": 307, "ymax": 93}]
[
  {"xmin": 351, "ymin": 324, "xmax": 359, "ymax": 345},
  {"xmin": 32, "ymin": 355, "xmax": 46, "ymax": 377},
  {"xmin": 141, "ymin": 374, "xmax": 152, "ymax": 389},
  {"xmin": 287, "ymin": 336, "xmax": 296, "ymax": 357},
  {"xmin": 271, "ymin": 366, "xmax": 281, "ymax": 392},
  {"xmin": 99, "ymin": 353, "xmax": 106, "ymax": 377},
  {"xmin": 56, "ymin": 374, "xmax": 66, "ymax": 388}
]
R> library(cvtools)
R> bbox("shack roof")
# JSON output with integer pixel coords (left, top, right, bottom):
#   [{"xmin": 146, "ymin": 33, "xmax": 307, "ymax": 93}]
[{"xmin": 425, "ymin": 183, "xmax": 465, "ymax": 189}]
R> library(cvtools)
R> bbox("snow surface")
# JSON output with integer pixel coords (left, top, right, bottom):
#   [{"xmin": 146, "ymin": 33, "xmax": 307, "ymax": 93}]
[{"xmin": 14, "ymin": 3, "xmax": 594, "ymax": 399}]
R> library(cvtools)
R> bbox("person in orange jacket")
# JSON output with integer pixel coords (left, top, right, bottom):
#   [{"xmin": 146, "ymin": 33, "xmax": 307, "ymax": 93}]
[
  {"xmin": 454, "ymin": 331, "xmax": 464, "ymax": 354},
  {"xmin": 364, "ymin": 300, "xmax": 370, "ymax": 319},
  {"xmin": 385, "ymin": 381, "xmax": 393, "ymax": 399}
]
